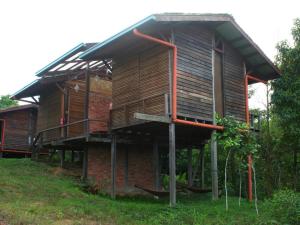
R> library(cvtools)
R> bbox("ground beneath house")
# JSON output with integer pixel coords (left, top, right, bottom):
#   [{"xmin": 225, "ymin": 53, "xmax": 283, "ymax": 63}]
[{"xmin": 0, "ymin": 158, "xmax": 275, "ymax": 225}]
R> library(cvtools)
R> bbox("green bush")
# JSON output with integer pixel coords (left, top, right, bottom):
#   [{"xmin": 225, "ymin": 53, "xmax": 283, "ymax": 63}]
[{"xmin": 263, "ymin": 189, "xmax": 300, "ymax": 225}]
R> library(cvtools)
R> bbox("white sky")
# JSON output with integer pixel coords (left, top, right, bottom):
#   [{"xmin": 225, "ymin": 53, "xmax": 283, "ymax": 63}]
[{"xmin": 0, "ymin": 0, "xmax": 298, "ymax": 109}]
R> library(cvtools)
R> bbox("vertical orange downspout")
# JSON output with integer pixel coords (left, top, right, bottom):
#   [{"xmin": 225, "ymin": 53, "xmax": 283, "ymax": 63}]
[
  {"xmin": 132, "ymin": 29, "xmax": 224, "ymax": 131},
  {"xmin": 245, "ymin": 74, "xmax": 267, "ymax": 202}
]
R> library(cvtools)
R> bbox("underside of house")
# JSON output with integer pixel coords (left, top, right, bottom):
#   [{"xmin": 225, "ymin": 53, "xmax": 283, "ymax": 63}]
[{"xmin": 13, "ymin": 13, "xmax": 280, "ymax": 205}]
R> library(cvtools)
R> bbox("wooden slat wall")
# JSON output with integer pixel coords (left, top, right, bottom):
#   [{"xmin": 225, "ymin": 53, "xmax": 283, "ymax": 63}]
[
  {"xmin": 111, "ymin": 45, "xmax": 169, "ymax": 128},
  {"xmin": 67, "ymin": 80, "xmax": 85, "ymax": 137},
  {"xmin": 89, "ymin": 77, "xmax": 112, "ymax": 133},
  {"xmin": 223, "ymin": 43, "xmax": 246, "ymax": 121},
  {"xmin": 174, "ymin": 25, "xmax": 214, "ymax": 121},
  {"xmin": 37, "ymin": 86, "xmax": 61, "ymax": 141},
  {"xmin": 1, "ymin": 109, "xmax": 37, "ymax": 150}
]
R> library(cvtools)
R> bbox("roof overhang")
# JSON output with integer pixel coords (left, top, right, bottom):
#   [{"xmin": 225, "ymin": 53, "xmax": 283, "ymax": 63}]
[
  {"xmin": 0, "ymin": 104, "xmax": 37, "ymax": 114},
  {"xmin": 80, "ymin": 13, "xmax": 280, "ymax": 81}
]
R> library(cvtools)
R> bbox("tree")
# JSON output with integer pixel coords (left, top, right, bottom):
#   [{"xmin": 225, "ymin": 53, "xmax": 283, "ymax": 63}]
[
  {"xmin": 0, "ymin": 95, "xmax": 18, "ymax": 109},
  {"xmin": 272, "ymin": 18, "xmax": 300, "ymax": 190}
]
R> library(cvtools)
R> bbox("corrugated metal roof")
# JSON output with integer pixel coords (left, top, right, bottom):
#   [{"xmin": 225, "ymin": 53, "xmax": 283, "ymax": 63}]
[{"xmin": 80, "ymin": 13, "xmax": 280, "ymax": 80}]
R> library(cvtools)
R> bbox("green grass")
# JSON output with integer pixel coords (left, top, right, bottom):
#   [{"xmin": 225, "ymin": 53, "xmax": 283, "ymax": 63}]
[{"xmin": 0, "ymin": 158, "xmax": 272, "ymax": 225}]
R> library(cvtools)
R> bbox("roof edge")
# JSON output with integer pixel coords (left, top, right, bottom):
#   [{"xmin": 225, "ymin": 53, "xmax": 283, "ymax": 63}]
[
  {"xmin": 36, "ymin": 43, "xmax": 86, "ymax": 77},
  {"xmin": 80, "ymin": 15, "xmax": 156, "ymax": 60}
]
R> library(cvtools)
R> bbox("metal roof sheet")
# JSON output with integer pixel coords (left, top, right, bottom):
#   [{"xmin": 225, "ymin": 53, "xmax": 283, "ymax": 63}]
[{"xmin": 80, "ymin": 13, "xmax": 280, "ymax": 80}]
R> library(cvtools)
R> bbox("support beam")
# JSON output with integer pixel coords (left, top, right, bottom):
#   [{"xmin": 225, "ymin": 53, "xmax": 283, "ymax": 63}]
[
  {"xmin": 153, "ymin": 137, "xmax": 160, "ymax": 190},
  {"xmin": 169, "ymin": 123, "xmax": 176, "ymax": 206},
  {"xmin": 82, "ymin": 148, "xmax": 88, "ymax": 181},
  {"xmin": 60, "ymin": 150, "xmax": 65, "ymax": 168},
  {"xmin": 187, "ymin": 148, "xmax": 193, "ymax": 187},
  {"xmin": 84, "ymin": 62, "xmax": 90, "ymax": 137},
  {"xmin": 124, "ymin": 146, "xmax": 129, "ymax": 189},
  {"xmin": 200, "ymin": 147, "xmax": 205, "ymax": 189},
  {"xmin": 211, "ymin": 132, "xmax": 219, "ymax": 200},
  {"xmin": 71, "ymin": 150, "xmax": 75, "ymax": 163},
  {"xmin": 111, "ymin": 134, "xmax": 117, "ymax": 199},
  {"xmin": 134, "ymin": 113, "xmax": 170, "ymax": 123}
]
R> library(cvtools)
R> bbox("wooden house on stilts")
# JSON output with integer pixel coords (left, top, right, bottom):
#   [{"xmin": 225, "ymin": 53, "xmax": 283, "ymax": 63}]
[
  {"xmin": 80, "ymin": 13, "xmax": 280, "ymax": 205},
  {"xmin": 12, "ymin": 13, "xmax": 280, "ymax": 206}
]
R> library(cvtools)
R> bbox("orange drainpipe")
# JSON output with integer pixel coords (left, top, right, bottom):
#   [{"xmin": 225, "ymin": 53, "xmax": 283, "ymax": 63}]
[
  {"xmin": 245, "ymin": 74, "xmax": 267, "ymax": 202},
  {"xmin": 133, "ymin": 29, "xmax": 224, "ymax": 131}
]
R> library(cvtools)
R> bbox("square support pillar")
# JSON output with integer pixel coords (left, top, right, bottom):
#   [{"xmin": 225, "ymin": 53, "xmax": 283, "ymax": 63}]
[
  {"xmin": 153, "ymin": 137, "xmax": 160, "ymax": 190},
  {"xmin": 211, "ymin": 131, "xmax": 219, "ymax": 200},
  {"xmin": 111, "ymin": 134, "xmax": 117, "ymax": 199},
  {"xmin": 187, "ymin": 148, "xmax": 193, "ymax": 187},
  {"xmin": 82, "ymin": 147, "xmax": 88, "ymax": 181},
  {"xmin": 169, "ymin": 123, "xmax": 176, "ymax": 206},
  {"xmin": 60, "ymin": 150, "xmax": 65, "ymax": 168}
]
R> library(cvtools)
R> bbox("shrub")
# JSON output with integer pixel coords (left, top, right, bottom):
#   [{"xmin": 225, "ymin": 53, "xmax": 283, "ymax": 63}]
[{"xmin": 263, "ymin": 189, "xmax": 300, "ymax": 225}]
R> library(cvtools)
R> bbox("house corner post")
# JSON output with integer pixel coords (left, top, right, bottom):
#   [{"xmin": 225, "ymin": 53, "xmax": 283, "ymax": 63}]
[
  {"xmin": 111, "ymin": 134, "xmax": 117, "ymax": 199},
  {"xmin": 82, "ymin": 147, "xmax": 88, "ymax": 181},
  {"xmin": 169, "ymin": 123, "xmax": 176, "ymax": 206}
]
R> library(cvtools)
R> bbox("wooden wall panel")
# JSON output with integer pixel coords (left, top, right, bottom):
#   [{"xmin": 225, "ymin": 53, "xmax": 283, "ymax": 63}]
[
  {"xmin": 37, "ymin": 86, "xmax": 61, "ymax": 141},
  {"xmin": 223, "ymin": 43, "xmax": 246, "ymax": 121},
  {"xmin": 111, "ymin": 45, "xmax": 169, "ymax": 128},
  {"xmin": 67, "ymin": 80, "xmax": 85, "ymax": 137},
  {"xmin": 0, "ymin": 109, "xmax": 37, "ymax": 151},
  {"xmin": 89, "ymin": 77, "xmax": 112, "ymax": 133},
  {"xmin": 174, "ymin": 24, "xmax": 214, "ymax": 121}
]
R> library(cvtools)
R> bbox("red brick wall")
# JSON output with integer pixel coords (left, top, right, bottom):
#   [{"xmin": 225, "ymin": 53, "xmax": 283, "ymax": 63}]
[{"xmin": 88, "ymin": 143, "xmax": 155, "ymax": 194}]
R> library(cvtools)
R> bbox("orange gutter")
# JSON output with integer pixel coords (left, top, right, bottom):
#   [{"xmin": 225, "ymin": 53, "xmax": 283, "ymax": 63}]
[
  {"xmin": 244, "ymin": 74, "xmax": 267, "ymax": 202},
  {"xmin": 133, "ymin": 29, "xmax": 223, "ymax": 131}
]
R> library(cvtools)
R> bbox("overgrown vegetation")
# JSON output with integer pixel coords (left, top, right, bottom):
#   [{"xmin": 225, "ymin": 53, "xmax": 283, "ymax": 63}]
[
  {"xmin": 0, "ymin": 95, "xmax": 18, "ymax": 109},
  {"xmin": 0, "ymin": 158, "xmax": 298, "ymax": 225}
]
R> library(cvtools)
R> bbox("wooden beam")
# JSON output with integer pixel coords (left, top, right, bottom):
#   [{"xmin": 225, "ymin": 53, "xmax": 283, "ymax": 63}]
[
  {"xmin": 211, "ymin": 132, "xmax": 219, "ymax": 200},
  {"xmin": 111, "ymin": 134, "xmax": 117, "ymax": 199},
  {"xmin": 31, "ymin": 96, "xmax": 39, "ymax": 104},
  {"xmin": 169, "ymin": 123, "xmax": 176, "ymax": 206},
  {"xmin": 124, "ymin": 146, "xmax": 129, "ymax": 189},
  {"xmin": 187, "ymin": 148, "xmax": 193, "ymax": 187},
  {"xmin": 134, "ymin": 113, "xmax": 170, "ymax": 123},
  {"xmin": 84, "ymin": 62, "xmax": 90, "ymax": 137},
  {"xmin": 153, "ymin": 137, "xmax": 160, "ymax": 190},
  {"xmin": 60, "ymin": 150, "xmax": 65, "ymax": 168},
  {"xmin": 82, "ymin": 147, "xmax": 88, "ymax": 181},
  {"xmin": 200, "ymin": 147, "xmax": 205, "ymax": 189}
]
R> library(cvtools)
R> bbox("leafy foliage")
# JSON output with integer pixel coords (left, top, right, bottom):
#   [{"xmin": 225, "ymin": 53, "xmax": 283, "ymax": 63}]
[
  {"xmin": 262, "ymin": 189, "xmax": 300, "ymax": 225},
  {"xmin": 215, "ymin": 116, "xmax": 260, "ymax": 169},
  {"xmin": 0, "ymin": 95, "xmax": 18, "ymax": 109},
  {"xmin": 272, "ymin": 18, "xmax": 300, "ymax": 190}
]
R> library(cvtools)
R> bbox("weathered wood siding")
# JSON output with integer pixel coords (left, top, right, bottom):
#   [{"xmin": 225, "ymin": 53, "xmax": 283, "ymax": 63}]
[
  {"xmin": 111, "ymin": 45, "xmax": 169, "ymax": 128},
  {"xmin": 223, "ymin": 42, "xmax": 246, "ymax": 121},
  {"xmin": 67, "ymin": 80, "xmax": 85, "ymax": 137},
  {"xmin": 0, "ymin": 108, "xmax": 37, "ymax": 150},
  {"xmin": 174, "ymin": 24, "xmax": 214, "ymax": 121},
  {"xmin": 89, "ymin": 77, "xmax": 112, "ymax": 133},
  {"xmin": 37, "ymin": 86, "xmax": 62, "ymax": 141}
]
